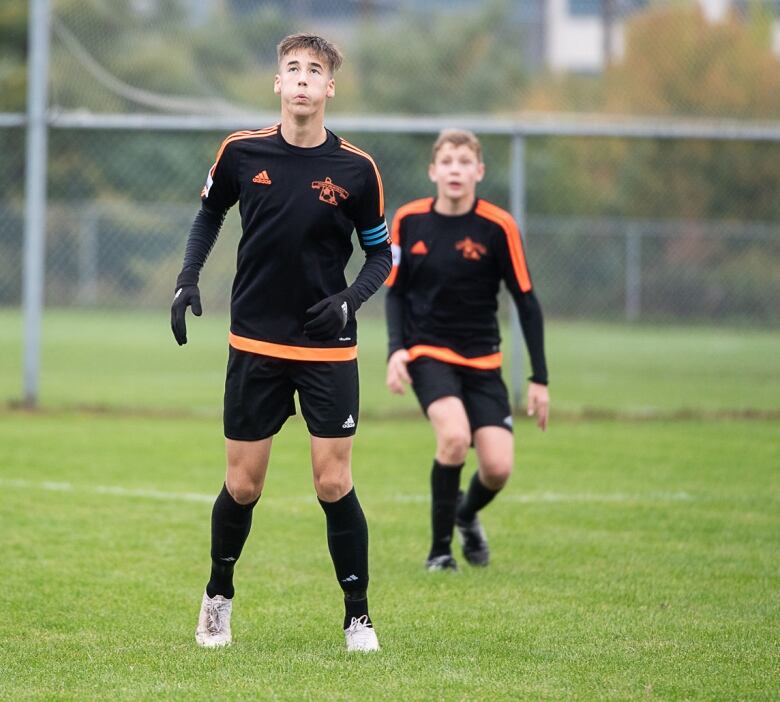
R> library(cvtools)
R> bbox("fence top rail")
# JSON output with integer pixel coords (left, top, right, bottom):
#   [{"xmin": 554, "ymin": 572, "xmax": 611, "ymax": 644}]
[
  {"xmin": 528, "ymin": 215, "xmax": 780, "ymax": 240},
  {"xmin": 2, "ymin": 110, "xmax": 780, "ymax": 141},
  {"xmin": 0, "ymin": 113, "xmax": 26, "ymax": 127}
]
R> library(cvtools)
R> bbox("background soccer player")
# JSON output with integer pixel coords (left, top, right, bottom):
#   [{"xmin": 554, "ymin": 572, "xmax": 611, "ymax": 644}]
[
  {"xmin": 170, "ymin": 34, "xmax": 390, "ymax": 651},
  {"xmin": 385, "ymin": 129, "xmax": 549, "ymax": 571}
]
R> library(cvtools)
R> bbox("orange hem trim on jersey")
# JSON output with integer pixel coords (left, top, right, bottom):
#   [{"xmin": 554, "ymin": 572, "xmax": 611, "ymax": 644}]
[
  {"xmin": 228, "ymin": 332, "xmax": 357, "ymax": 361},
  {"xmin": 340, "ymin": 140, "xmax": 385, "ymax": 218},
  {"xmin": 475, "ymin": 200, "xmax": 532, "ymax": 293},
  {"xmin": 385, "ymin": 198, "xmax": 435, "ymax": 287},
  {"xmin": 407, "ymin": 345, "xmax": 502, "ymax": 370}
]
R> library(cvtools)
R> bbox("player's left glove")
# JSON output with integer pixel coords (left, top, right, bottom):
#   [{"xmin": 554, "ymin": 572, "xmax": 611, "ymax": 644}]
[
  {"xmin": 170, "ymin": 269, "xmax": 202, "ymax": 346},
  {"xmin": 303, "ymin": 291, "xmax": 359, "ymax": 341}
]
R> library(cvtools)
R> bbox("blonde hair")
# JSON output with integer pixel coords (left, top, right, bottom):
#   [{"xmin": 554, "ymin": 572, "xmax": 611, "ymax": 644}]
[
  {"xmin": 277, "ymin": 33, "xmax": 343, "ymax": 74},
  {"xmin": 431, "ymin": 129, "xmax": 483, "ymax": 163}
]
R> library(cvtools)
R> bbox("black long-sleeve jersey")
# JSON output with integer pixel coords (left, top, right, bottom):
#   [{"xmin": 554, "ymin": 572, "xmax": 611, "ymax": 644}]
[
  {"xmin": 385, "ymin": 197, "xmax": 548, "ymax": 384},
  {"xmin": 183, "ymin": 124, "xmax": 390, "ymax": 361}
]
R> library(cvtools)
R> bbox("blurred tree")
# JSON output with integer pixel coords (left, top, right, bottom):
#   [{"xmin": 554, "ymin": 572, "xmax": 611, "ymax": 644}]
[
  {"xmin": 524, "ymin": 5, "xmax": 780, "ymax": 321},
  {"xmin": 0, "ymin": 0, "xmax": 26, "ymax": 303},
  {"xmin": 0, "ymin": 0, "xmax": 26, "ymax": 111},
  {"xmin": 526, "ymin": 5, "xmax": 780, "ymax": 222},
  {"xmin": 351, "ymin": 0, "xmax": 528, "ymax": 114}
]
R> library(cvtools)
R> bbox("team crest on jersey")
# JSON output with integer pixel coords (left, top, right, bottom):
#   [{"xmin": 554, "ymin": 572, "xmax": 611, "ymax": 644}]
[
  {"xmin": 455, "ymin": 237, "xmax": 487, "ymax": 261},
  {"xmin": 312, "ymin": 177, "xmax": 349, "ymax": 206}
]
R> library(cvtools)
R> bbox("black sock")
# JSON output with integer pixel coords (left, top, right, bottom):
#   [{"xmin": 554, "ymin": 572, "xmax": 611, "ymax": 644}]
[
  {"xmin": 318, "ymin": 488, "xmax": 371, "ymax": 629},
  {"xmin": 206, "ymin": 484, "xmax": 259, "ymax": 599},
  {"xmin": 344, "ymin": 591, "xmax": 370, "ymax": 629},
  {"xmin": 429, "ymin": 459, "xmax": 464, "ymax": 559},
  {"xmin": 456, "ymin": 471, "xmax": 500, "ymax": 524}
]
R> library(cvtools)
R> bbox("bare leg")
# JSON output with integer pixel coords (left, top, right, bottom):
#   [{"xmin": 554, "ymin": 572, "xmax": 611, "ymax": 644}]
[{"xmin": 425, "ymin": 397, "xmax": 470, "ymax": 561}]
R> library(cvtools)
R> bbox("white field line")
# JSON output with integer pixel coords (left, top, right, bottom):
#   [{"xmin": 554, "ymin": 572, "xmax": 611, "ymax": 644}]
[{"xmin": 0, "ymin": 478, "xmax": 695, "ymax": 506}]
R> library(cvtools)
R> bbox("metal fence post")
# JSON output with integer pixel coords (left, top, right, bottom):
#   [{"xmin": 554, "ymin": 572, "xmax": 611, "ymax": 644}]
[
  {"xmin": 509, "ymin": 132, "xmax": 526, "ymax": 410},
  {"xmin": 626, "ymin": 223, "xmax": 641, "ymax": 322},
  {"xmin": 78, "ymin": 206, "xmax": 99, "ymax": 306},
  {"xmin": 22, "ymin": 0, "xmax": 52, "ymax": 407}
]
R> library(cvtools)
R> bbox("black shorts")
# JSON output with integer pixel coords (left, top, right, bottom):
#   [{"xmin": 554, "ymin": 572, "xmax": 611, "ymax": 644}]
[
  {"xmin": 408, "ymin": 357, "xmax": 513, "ymax": 433},
  {"xmin": 223, "ymin": 347, "xmax": 359, "ymax": 441}
]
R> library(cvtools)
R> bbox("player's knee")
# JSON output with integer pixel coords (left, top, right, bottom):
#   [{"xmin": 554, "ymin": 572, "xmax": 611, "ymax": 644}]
[
  {"xmin": 313, "ymin": 473, "xmax": 352, "ymax": 502},
  {"xmin": 225, "ymin": 476, "xmax": 263, "ymax": 505},
  {"xmin": 480, "ymin": 461, "xmax": 512, "ymax": 490},
  {"xmin": 437, "ymin": 429, "xmax": 470, "ymax": 464}
]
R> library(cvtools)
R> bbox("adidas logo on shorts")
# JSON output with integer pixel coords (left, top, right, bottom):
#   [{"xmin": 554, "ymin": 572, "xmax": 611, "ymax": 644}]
[{"xmin": 342, "ymin": 414, "xmax": 356, "ymax": 429}]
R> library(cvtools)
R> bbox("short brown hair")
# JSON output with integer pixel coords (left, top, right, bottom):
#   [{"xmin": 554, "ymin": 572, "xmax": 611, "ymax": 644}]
[
  {"xmin": 431, "ymin": 129, "xmax": 483, "ymax": 163},
  {"xmin": 277, "ymin": 33, "xmax": 343, "ymax": 74}
]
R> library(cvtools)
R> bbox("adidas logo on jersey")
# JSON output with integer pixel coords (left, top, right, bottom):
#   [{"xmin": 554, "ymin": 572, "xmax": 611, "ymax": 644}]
[
  {"xmin": 342, "ymin": 414, "xmax": 356, "ymax": 429},
  {"xmin": 410, "ymin": 240, "xmax": 428, "ymax": 255},
  {"xmin": 252, "ymin": 170, "xmax": 272, "ymax": 185}
]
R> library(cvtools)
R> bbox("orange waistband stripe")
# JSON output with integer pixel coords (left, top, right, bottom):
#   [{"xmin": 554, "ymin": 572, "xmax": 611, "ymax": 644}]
[
  {"xmin": 229, "ymin": 333, "xmax": 357, "ymax": 362},
  {"xmin": 407, "ymin": 345, "xmax": 502, "ymax": 370}
]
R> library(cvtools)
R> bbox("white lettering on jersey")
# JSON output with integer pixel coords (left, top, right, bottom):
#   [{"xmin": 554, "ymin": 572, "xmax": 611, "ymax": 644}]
[{"xmin": 201, "ymin": 171, "xmax": 214, "ymax": 198}]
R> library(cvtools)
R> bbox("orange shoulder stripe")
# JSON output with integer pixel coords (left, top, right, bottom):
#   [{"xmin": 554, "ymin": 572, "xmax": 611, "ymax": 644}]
[
  {"xmin": 391, "ymin": 197, "xmax": 434, "ymax": 245},
  {"xmin": 385, "ymin": 198, "xmax": 434, "ymax": 287},
  {"xmin": 210, "ymin": 125, "xmax": 278, "ymax": 175},
  {"xmin": 340, "ymin": 140, "xmax": 384, "ymax": 218},
  {"xmin": 475, "ymin": 200, "xmax": 532, "ymax": 292},
  {"xmin": 228, "ymin": 332, "xmax": 357, "ymax": 362},
  {"xmin": 393, "ymin": 197, "xmax": 435, "ymax": 228},
  {"xmin": 408, "ymin": 345, "xmax": 503, "ymax": 370}
]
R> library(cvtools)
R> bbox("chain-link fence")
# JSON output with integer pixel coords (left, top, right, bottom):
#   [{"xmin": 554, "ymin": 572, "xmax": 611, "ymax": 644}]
[
  {"xmin": 2, "ymin": 127, "xmax": 779, "ymax": 324},
  {"xmin": 2, "ymin": 0, "xmax": 780, "ymax": 326}
]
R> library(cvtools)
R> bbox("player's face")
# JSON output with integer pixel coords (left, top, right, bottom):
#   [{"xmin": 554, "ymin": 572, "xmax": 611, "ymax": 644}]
[
  {"xmin": 274, "ymin": 49, "xmax": 335, "ymax": 118},
  {"xmin": 428, "ymin": 143, "xmax": 485, "ymax": 204}
]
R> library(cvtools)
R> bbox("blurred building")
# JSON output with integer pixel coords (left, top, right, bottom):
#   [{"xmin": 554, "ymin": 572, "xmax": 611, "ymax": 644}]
[
  {"xmin": 546, "ymin": 0, "xmax": 780, "ymax": 72},
  {"xmin": 175, "ymin": 0, "xmax": 780, "ymax": 71}
]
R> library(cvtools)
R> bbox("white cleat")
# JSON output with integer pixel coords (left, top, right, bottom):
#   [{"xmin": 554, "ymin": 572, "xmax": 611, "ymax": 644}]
[
  {"xmin": 195, "ymin": 591, "xmax": 232, "ymax": 648},
  {"xmin": 344, "ymin": 615, "xmax": 380, "ymax": 652}
]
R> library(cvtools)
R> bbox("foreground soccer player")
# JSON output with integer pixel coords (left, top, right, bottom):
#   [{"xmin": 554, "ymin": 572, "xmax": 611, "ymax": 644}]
[
  {"xmin": 171, "ymin": 34, "xmax": 390, "ymax": 651},
  {"xmin": 385, "ymin": 129, "xmax": 549, "ymax": 571}
]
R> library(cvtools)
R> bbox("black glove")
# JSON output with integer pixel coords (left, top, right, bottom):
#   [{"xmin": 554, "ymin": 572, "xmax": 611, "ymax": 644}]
[
  {"xmin": 303, "ymin": 291, "xmax": 358, "ymax": 341},
  {"xmin": 170, "ymin": 270, "xmax": 202, "ymax": 346}
]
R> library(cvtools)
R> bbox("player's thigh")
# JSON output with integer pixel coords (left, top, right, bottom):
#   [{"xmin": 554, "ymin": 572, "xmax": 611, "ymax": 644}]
[
  {"xmin": 311, "ymin": 435, "xmax": 354, "ymax": 501},
  {"xmin": 294, "ymin": 360, "xmax": 359, "ymax": 438},
  {"xmin": 473, "ymin": 426, "xmax": 514, "ymax": 480},
  {"xmin": 223, "ymin": 347, "xmax": 295, "ymax": 441},
  {"xmin": 225, "ymin": 436, "xmax": 273, "ymax": 502},
  {"xmin": 427, "ymin": 396, "xmax": 471, "ymax": 442},
  {"xmin": 409, "ymin": 358, "xmax": 471, "ymax": 451}
]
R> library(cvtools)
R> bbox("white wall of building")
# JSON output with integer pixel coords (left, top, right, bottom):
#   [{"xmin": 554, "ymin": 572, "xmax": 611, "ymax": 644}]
[
  {"xmin": 698, "ymin": 0, "xmax": 732, "ymax": 22},
  {"xmin": 545, "ymin": 0, "xmax": 624, "ymax": 73},
  {"xmin": 546, "ymin": 0, "xmax": 780, "ymax": 72},
  {"xmin": 773, "ymin": 20, "xmax": 780, "ymax": 55}
]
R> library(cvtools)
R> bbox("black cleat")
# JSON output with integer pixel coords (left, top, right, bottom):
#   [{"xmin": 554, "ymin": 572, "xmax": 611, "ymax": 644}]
[
  {"xmin": 455, "ymin": 511, "xmax": 490, "ymax": 567},
  {"xmin": 425, "ymin": 554, "xmax": 459, "ymax": 572}
]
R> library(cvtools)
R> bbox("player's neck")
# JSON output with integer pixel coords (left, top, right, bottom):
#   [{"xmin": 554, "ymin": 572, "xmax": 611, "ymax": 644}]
[
  {"xmin": 433, "ymin": 194, "xmax": 476, "ymax": 216},
  {"xmin": 280, "ymin": 113, "xmax": 327, "ymax": 148}
]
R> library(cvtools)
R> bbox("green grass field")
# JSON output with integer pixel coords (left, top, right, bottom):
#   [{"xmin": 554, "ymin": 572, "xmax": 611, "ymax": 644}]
[
  {"xmin": 2, "ymin": 309, "xmax": 780, "ymax": 416},
  {"xmin": 1, "ymin": 310, "xmax": 778, "ymax": 700}
]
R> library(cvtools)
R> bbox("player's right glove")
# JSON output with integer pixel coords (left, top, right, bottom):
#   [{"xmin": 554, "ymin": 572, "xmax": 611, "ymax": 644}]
[
  {"xmin": 170, "ymin": 270, "xmax": 202, "ymax": 346},
  {"xmin": 303, "ymin": 290, "xmax": 359, "ymax": 341}
]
